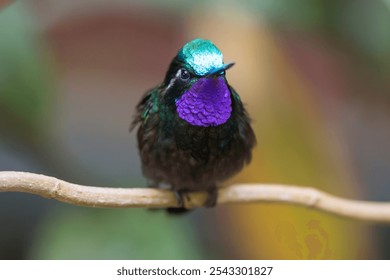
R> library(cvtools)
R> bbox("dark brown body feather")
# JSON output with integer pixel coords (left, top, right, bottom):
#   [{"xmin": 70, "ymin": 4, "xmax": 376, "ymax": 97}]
[{"xmin": 131, "ymin": 84, "xmax": 256, "ymax": 195}]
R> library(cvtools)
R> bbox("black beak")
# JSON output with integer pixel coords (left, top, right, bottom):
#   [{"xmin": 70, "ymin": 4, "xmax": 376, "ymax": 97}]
[{"xmin": 205, "ymin": 62, "xmax": 235, "ymax": 77}]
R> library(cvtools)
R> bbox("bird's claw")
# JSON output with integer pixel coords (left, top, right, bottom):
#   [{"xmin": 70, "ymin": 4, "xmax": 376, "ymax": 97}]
[
  {"xmin": 173, "ymin": 190, "xmax": 191, "ymax": 208},
  {"xmin": 205, "ymin": 187, "xmax": 218, "ymax": 208}
]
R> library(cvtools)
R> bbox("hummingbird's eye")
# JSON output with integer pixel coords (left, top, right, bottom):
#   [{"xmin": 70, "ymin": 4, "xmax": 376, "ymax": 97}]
[{"xmin": 179, "ymin": 69, "xmax": 190, "ymax": 81}]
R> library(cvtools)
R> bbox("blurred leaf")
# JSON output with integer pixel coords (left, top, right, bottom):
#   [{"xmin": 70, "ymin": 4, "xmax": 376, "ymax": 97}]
[
  {"xmin": 338, "ymin": 1, "xmax": 390, "ymax": 59},
  {"xmin": 383, "ymin": 0, "xmax": 390, "ymax": 11},
  {"xmin": 0, "ymin": 2, "xmax": 54, "ymax": 139},
  {"xmin": 248, "ymin": 0, "xmax": 330, "ymax": 31},
  {"xmin": 30, "ymin": 207, "xmax": 205, "ymax": 259}
]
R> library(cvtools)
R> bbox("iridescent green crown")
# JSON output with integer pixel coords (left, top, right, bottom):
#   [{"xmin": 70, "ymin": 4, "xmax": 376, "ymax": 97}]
[{"xmin": 178, "ymin": 38, "xmax": 224, "ymax": 76}]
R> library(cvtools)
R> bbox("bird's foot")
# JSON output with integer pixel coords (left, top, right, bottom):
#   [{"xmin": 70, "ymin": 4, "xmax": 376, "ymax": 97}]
[
  {"xmin": 173, "ymin": 190, "xmax": 189, "ymax": 208},
  {"xmin": 166, "ymin": 190, "xmax": 190, "ymax": 214},
  {"xmin": 166, "ymin": 187, "xmax": 218, "ymax": 214},
  {"xmin": 204, "ymin": 187, "xmax": 218, "ymax": 208}
]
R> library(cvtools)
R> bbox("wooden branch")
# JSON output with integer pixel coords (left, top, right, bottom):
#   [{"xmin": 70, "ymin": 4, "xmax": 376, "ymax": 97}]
[{"xmin": 1, "ymin": 171, "xmax": 390, "ymax": 223}]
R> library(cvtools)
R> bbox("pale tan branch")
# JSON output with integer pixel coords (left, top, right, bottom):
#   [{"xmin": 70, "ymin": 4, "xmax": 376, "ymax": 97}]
[{"xmin": 0, "ymin": 171, "xmax": 390, "ymax": 223}]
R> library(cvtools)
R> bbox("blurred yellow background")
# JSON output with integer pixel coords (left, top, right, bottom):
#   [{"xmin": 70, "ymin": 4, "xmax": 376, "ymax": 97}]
[{"xmin": 0, "ymin": 0, "xmax": 389, "ymax": 259}]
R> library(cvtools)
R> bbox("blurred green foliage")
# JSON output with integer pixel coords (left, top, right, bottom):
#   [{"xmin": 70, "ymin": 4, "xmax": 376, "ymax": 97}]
[
  {"xmin": 0, "ymin": 2, "xmax": 53, "ymax": 140},
  {"xmin": 339, "ymin": 1, "xmax": 390, "ymax": 60},
  {"xmin": 141, "ymin": 0, "xmax": 390, "ymax": 74},
  {"xmin": 31, "ymin": 208, "xmax": 205, "ymax": 259},
  {"xmin": 253, "ymin": 0, "xmax": 390, "ymax": 72}
]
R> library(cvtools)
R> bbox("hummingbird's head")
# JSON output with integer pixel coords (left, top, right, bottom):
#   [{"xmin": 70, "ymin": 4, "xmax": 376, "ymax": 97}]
[
  {"xmin": 163, "ymin": 39, "xmax": 234, "ymax": 127},
  {"xmin": 177, "ymin": 38, "xmax": 234, "ymax": 77}
]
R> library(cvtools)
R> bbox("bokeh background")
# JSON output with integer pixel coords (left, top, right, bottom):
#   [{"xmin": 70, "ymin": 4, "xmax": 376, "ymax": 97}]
[{"xmin": 1, "ymin": 0, "xmax": 390, "ymax": 259}]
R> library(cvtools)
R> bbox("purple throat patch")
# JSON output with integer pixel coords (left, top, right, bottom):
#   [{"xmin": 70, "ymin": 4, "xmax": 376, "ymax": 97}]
[{"xmin": 175, "ymin": 77, "xmax": 232, "ymax": 127}]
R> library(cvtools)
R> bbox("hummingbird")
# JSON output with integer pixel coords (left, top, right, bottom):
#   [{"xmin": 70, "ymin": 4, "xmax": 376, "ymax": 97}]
[{"xmin": 130, "ymin": 38, "xmax": 256, "ymax": 213}]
